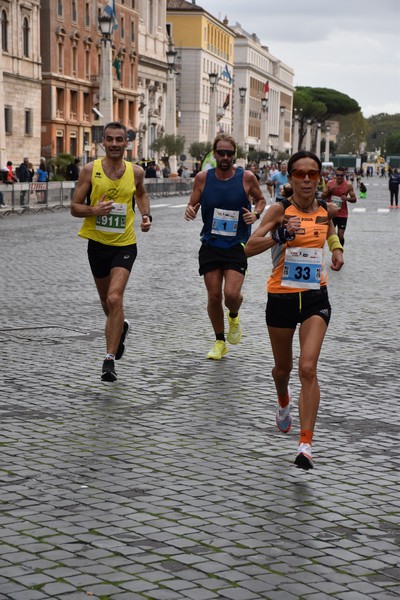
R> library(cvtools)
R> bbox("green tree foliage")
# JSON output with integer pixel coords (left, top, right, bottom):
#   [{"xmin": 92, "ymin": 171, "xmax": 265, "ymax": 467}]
[
  {"xmin": 150, "ymin": 134, "xmax": 186, "ymax": 166},
  {"xmin": 188, "ymin": 141, "xmax": 212, "ymax": 161},
  {"xmin": 386, "ymin": 132, "xmax": 400, "ymax": 155},
  {"xmin": 294, "ymin": 87, "xmax": 360, "ymax": 149},
  {"xmin": 48, "ymin": 153, "xmax": 74, "ymax": 181},
  {"xmin": 335, "ymin": 112, "xmax": 369, "ymax": 154},
  {"xmin": 365, "ymin": 113, "xmax": 400, "ymax": 156}
]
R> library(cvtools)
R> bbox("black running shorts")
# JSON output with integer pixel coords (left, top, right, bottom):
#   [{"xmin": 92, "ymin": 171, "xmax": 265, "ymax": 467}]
[
  {"xmin": 87, "ymin": 239, "xmax": 137, "ymax": 279},
  {"xmin": 332, "ymin": 216, "xmax": 348, "ymax": 231},
  {"xmin": 266, "ymin": 287, "xmax": 331, "ymax": 328},
  {"xmin": 198, "ymin": 242, "xmax": 247, "ymax": 276}
]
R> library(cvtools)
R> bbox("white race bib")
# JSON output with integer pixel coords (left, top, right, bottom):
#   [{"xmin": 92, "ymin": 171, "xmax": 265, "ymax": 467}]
[
  {"xmin": 211, "ymin": 208, "xmax": 239, "ymax": 237},
  {"xmin": 96, "ymin": 203, "xmax": 127, "ymax": 233},
  {"xmin": 281, "ymin": 247, "xmax": 323, "ymax": 289}
]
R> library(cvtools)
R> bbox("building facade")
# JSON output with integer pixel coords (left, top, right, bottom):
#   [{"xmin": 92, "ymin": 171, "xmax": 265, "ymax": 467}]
[
  {"xmin": 0, "ymin": 0, "xmax": 42, "ymax": 166},
  {"xmin": 167, "ymin": 0, "xmax": 235, "ymax": 159},
  {"xmin": 230, "ymin": 23, "xmax": 294, "ymax": 158},
  {"xmin": 40, "ymin": 0, "xmax": 140, "ymax": 163},
  {"xmin": 136, "ymin": 0, "xmax": 170, "ymax": 161}
]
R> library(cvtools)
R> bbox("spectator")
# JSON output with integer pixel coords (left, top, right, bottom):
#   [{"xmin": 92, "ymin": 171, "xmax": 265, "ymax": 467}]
[
  {"xmin": 5, "ymin": 161, "xmax": 17, "ymax": 183},
  {"xmin": 145, "ymin": 162, "xmax": 157, "ymax": 178},
  {"xmin": 18, "ymin": 157, "xmax": 32, "ymax": 206},
  {"xmin": 162, "ymin": 165, "xmax": 170, "ymax": 178},
  {"xmin": 36, "ymin": 161, "xmax": 49, "ymax": 204},
  {"xmin": 66, "ymin": 158, "xmax": 81, "ymax": 181}
]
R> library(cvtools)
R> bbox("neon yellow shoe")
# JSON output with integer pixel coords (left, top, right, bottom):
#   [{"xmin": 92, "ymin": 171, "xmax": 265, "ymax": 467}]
[
  {"xmin": 227, "ymin": 313, "xmax": 242, "ymax": 345},
  {"xmin": 207, "ymin": 340, "xmax": 228, "ymax": 360}
]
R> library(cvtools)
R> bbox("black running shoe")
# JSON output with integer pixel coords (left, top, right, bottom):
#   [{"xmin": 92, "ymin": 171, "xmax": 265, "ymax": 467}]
[
  {"xmin": 115, "ymin": 319, "xmax": 130, "ymax": 361},
  {"xmin": 101, "ymin": 359, "xmax": 117, "ymax": 382}
]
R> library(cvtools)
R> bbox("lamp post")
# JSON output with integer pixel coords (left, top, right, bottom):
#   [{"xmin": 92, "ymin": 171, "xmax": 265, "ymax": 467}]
[
  {"xmin": 316, "ymin": 123, "xmax": 322, "ymax": 158},
  {"xmin": 261, "ymin": 97, "xmax": 269, "ymax": 157},
  {"xmin": 239, "ymin": 86, "xmax": 247, "ymax": 152},
  {"xmin": 325, "ymin": 125, "xmax": 331, "ymax": 161},
  {"xmin": 208, "ymin": 72, "xmax": 218, "ymax": 142},
  {"xmin": 98, "ymin": 13, "xmax": 114, "ymax": 126},
  {"xmin": 279, "ymin": 105, "xmax": 285, "ymax": 152},
  {"xmin": 305, "ymin": 119, "xmax": 312, "ymax": 151},
  {"xmin": 165, "ymin": 40, "xmax": 178, "ymax": 174}
]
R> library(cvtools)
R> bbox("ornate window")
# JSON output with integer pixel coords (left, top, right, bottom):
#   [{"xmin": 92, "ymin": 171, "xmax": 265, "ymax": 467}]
[
  {"xmin": 22, "ymin": 16, "xmax": 29, "ymax": 57},
  {"xmin": 1, "ymin": 9, "xmax": 8, "ymax": 52}
]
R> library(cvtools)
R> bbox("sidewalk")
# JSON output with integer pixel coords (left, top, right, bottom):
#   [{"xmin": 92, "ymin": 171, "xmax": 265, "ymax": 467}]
[{"xmin": 0, "ymin": 177, "xmax": 399, "ymax": 599}]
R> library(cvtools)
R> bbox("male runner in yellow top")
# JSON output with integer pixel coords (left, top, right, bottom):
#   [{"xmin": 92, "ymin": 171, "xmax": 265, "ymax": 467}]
[{"xmin": 71, "ymin": 122, "xmax": 152, "ymax": 382}]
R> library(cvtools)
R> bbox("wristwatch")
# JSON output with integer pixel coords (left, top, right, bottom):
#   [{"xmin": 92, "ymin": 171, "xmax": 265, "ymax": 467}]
[
  {"xmin": 253, "ymin": 211, "xmax": 260, "ymax": 220},
  {"xmin": 142, "ymin": 213, "xmax": 153, "ymax": 222}
]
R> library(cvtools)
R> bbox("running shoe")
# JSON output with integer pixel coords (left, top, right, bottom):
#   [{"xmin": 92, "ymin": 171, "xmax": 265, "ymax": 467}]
[
  {"xmin": 294, "ymin": 443, "xmax": 314, "ymax": 470},
  {"xmin": 101, "ymin": 359, "xmax": 117, "ymax": 382},
  {"xmin": 276, "ymin": 387, "xmax": 292, "ymax": 433},
  {"xmin": 207, "ymin": 340, "xmax": 228, "ymax": 360},
  {"xmin": 227, "ymin": 313, "xmax": 242, "ymax": 345},
  {"xmin": 115, "ymin": 319, "xmax": 130, "ymax": 360}
]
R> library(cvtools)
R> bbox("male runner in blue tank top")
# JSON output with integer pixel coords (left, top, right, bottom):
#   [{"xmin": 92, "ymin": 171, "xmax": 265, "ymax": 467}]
[{"xmin": 185, "ymin": 133, "xmax": 266, "ymax": 359}]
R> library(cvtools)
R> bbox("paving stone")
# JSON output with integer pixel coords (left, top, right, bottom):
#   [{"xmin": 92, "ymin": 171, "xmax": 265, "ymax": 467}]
[{"xmin": 0, "ymin": 184, "xmax": 399, "ymax": 599}]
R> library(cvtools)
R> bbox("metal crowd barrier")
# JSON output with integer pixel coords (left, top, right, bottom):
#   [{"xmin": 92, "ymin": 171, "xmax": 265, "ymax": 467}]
[
  {"xmin": 0, "ymin": 178, "xmax": 193, "ymax": 217},
  {"xmin": 0, "ymin": 181, "xmax": 75, "ymax": 216}
]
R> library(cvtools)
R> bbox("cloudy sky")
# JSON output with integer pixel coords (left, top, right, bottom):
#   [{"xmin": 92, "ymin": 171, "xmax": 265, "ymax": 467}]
[{"xmin": 197, "ymin": 0, "xmax": 400, "ymax": 117}]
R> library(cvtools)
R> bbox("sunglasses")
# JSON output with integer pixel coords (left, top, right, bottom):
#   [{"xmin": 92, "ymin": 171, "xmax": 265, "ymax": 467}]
[
  {"xmin": 215, "ymin": 149, "xmax": 235, "ymax": 157},
  {"xmin": 290, "ymin": 169, "xmax": 320, "ymax": 181}
]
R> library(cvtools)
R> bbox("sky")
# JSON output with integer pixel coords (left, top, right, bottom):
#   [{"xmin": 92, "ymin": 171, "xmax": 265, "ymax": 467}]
[{"xmin": 197, "ymin": 0, "xmax": 400, "ymax": 118}]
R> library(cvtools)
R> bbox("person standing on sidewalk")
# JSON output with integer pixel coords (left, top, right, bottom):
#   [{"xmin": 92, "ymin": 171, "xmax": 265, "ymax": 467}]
[
  {"xmin": 388, "ymin": 168, "xmax": 400, "ymax": 208},
  {"xmin": 71, "ymin": 122, "xmax": 152, "ymax": 382},
  {"xmin": 322, "ymin": 166, "xmax": 356, "ymax": 246},
  {"xmin": 245, "ymin": 151, "xmax": 344, "ymax": 470},
  {"xmin": 184, "ymin": 133, "xmax": 266, "ymax": 360}
]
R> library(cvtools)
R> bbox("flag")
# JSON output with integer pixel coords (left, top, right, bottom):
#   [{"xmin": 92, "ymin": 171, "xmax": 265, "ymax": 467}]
[
  {"xmin": 102, "ymin": 0, "xmax": 118, "ymax": 30},
  {"xmin": 201, "ymin": 151, "xmax": 216, "ymax": 171},
  {"xmin": 113, "ymin": 52, "xmax": 121, "ymax": 80},
  {"xmin": 264, "ymin": 80, "xmax": 269, "ymax": 93},
  {"xmin": 221, "ymin": 64, "xmax": 232, "ymax": 85},
  {"xmin": 223, "ymin": 93, "xmax": 230, "ymax": 109}
]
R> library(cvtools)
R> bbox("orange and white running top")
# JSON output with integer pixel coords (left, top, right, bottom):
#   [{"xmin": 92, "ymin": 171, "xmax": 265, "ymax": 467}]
[{"xmin": 267, "ymin": 199, "xmax": 330, "ymax": 294}]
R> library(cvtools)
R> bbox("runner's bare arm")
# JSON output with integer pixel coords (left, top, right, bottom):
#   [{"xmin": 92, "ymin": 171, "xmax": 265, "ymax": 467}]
[
  {"xmin": 133, "ymin": 164, "xmax": 152, "ymax": 232},
  {"xmin": 70, "ymin": 163, "xmax": 113, "ymax": 217}
]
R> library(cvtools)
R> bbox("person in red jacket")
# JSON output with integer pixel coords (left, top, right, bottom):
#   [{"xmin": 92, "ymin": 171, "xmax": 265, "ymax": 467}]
[{"xmin": 321, "ymin": 167, "xmax": 356, "ymax": 246}]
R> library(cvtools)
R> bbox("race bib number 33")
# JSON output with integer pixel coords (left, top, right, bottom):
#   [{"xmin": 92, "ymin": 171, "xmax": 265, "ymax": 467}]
[
  {"xmin": 281, "ymin": 247, "xmax": 323, "ymax": 289},
  {"xmin": 96, "ymin": 202, "xmax": 127, "ymax": 233}
]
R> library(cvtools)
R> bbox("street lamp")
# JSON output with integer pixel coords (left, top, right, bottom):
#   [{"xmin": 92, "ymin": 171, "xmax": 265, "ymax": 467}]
[
  {"xmin": 279, "ymin": 106, "xmax": 285, "ymax": 152},
  {"xmin": 261, "ymin": 97, "xmax": 269, "ymax": 156},
  {"xmin": 98, "ymin": 13, "xmax": 114, "ymax": 126},
  {"xmin": 238, "ymin": 87, "xmax": 247, "ymax": 152},
  {"xmin": 325, "ymin": 125, "xmax": 331, "ymax": 161},
  {"xmin": 208, "ymin": 72, "xmax": 219, "ymax": 141},
  {"xmin": 165, "ymin": 39, "xmax": 178, "ymax": 174},
  {"xmin": 316, "ymin": 123, "xmax": 322, "ymax": 158}
]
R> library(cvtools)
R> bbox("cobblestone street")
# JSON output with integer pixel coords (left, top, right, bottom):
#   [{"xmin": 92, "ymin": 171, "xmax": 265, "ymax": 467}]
[{"xmin": 0, "ymin": 176, "xmax": 399, "ymax": 600}]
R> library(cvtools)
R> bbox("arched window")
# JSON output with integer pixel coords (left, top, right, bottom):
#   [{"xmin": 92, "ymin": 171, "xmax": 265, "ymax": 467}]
[
  {"xmin": 1, "ymin": 10, "xmax": 8, "ymax": 52},
  {"xmin": 22, "ymin": 16, "xmax": 29, "ymax": 57}
]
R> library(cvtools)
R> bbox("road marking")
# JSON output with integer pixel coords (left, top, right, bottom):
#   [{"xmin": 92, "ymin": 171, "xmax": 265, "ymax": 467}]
[
  {"xmin": 377, "ymin": 208, "xmax": 390, "ymax": 213},
  {"xmin": 170, "ymin": 204, "xmax": 188, "ymax": 208},
  {"xmin": 150, "ymin": 203, "xmax": 170, "ymax": 208},
  {"xmin": 353, "ymin": 208, "xmax": 366, "ymax": 213}
]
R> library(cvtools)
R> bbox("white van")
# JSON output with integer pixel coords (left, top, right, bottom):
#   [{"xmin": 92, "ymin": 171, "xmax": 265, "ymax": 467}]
[{"xmin": 322, "ymin": 161, "xmax": 334, "ymax": 170}]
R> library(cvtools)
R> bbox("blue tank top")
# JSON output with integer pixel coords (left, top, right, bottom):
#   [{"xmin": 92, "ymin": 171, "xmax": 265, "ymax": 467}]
[{"xmin": 200, "ymin": 168, "xmax": 251, "ymax": 248}]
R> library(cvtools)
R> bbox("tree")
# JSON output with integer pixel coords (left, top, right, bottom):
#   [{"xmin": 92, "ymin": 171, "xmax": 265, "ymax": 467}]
[
  {"xmin": 365, "ymin": 113, "xmax": 400, "ymax": 155},
  {"xmin": 149, "ymin": 134, "xmax": 185, "ymax": 167},
  {"xmin": 386, "ymin": 132, "xmax": 400, "ymax": 155},
  {"xmin": 293, "ymin": 87, "xmax": 360, "ymax": 150},
  {"xmin": 188, "ymin": 141, "xmax": 212, "ymax": 162}
]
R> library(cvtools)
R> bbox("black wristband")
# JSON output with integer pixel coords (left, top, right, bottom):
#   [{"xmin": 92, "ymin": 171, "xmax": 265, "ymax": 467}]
[{"xmin": 142, "ymin": 213, "xmax": 152, "ymax": 222}]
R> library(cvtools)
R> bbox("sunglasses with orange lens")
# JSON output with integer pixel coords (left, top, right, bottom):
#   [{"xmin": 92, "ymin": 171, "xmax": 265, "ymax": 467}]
[{"xmin": 290, "ymin": 169, "xmax": 320, "ymax": 181}]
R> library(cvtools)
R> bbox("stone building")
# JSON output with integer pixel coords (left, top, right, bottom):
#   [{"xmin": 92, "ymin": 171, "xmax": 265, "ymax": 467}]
[{"xmin": 0, "ymin": 0, "xmax": 42, "ymax": 167}]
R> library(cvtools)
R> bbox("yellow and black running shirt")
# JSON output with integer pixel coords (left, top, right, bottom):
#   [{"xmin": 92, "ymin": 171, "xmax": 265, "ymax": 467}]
[{"xmin": 78, "ymin": 159, "xmax": 136, "ymax": 246}]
